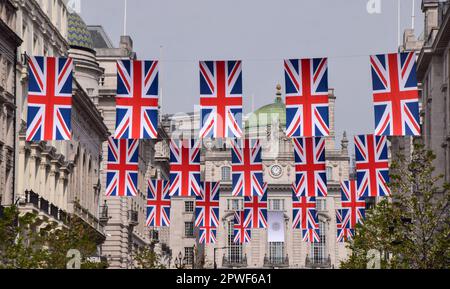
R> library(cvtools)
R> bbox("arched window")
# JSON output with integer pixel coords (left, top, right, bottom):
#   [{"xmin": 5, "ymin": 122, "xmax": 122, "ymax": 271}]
[{"xmin": 221, "ymin": 166, "xmax": 231, "ymax": 182}]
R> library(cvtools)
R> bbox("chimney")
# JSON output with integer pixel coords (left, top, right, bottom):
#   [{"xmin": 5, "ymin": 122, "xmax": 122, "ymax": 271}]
[
  {"xmin": 120, "ymin": 35, "xmax": 133, "ymax": 52},
  {"xmin": 421, "ymin": 0, "xmax": 440, "ymax": 42}
]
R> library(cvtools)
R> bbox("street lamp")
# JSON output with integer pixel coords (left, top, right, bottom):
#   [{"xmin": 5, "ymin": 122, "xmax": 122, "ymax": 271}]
[{"xmin": 174, "ymin": 251, "xmax": 187, "ymax": 269}]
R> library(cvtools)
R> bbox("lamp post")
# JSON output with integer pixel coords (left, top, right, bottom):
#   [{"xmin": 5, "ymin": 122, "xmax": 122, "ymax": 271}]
[{"xmin": 174, "ymin": 251, "xmax": 184, "ymax": 269}]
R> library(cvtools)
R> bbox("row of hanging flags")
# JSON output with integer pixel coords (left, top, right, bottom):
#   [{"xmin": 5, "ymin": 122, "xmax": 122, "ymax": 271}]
[{"xmin": 25, "ymin": 51, "xmax": 418, "ymax": 244}]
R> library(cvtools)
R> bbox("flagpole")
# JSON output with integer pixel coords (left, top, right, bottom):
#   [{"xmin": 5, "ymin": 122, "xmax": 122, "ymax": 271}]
[
  {"xmin": 123, "ymin": 0, "xmax": 128, "ymax": 35},
  {"xmin": 397, "ymin": 0, "xmax": 401, "ymax": 48},
  {"xmin": 159, "ymin": 45, "xmax": 164, "ymax": 114},
  {"xmin": 412, "ymin": 0, "xmax": 416, "ymax": 30}
]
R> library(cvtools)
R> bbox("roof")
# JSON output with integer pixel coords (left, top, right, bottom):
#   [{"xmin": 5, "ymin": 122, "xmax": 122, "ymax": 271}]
[
  {"xmin": 87, "ymin": 25, "xmax": 115, "ymax": 49},
  {"xmin": 68, "ymin": 13, "xmax": 94, "ymax": 50},
  {"xmin": 245, "ymin": 85, "xmax": 286, "ymax": 130}
]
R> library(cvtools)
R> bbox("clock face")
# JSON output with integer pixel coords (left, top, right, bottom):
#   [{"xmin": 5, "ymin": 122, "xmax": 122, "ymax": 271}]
[{"xmin": 270, "ymin": 165, "xmax": 283, "ymax": 178}]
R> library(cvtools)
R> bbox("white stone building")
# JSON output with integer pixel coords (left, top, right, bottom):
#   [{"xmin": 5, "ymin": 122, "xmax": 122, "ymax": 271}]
[{"xmin": 159, "ymin": 86, "xmax": 352, "ymax": 269}]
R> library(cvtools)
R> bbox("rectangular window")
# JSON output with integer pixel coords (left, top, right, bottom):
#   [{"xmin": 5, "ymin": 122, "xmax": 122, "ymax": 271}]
[
  {"xmin": 227, "ymin": 198, "xmax": 243, "ymax": 211},
  {"xmin": 227, "ymin": 221, "xmax": 243, "ymax": 264},
  {"xmin": 184, "ymin": 201, "xmax": 194, "ymax": 213},
  {"xmin": 184, "ymin": 247, "xmax": 194, "ymax": 266},
  {"xmin": 268, "ymin": 199, "xmax": 284, "ymax": 211},
  {"xmin": 184, "ymin": 222, "xmax": 194, "ymax": 238},
  {"xmin": 310, "ymin": 222, "xmax": 326, "ymax": 264},
  {"xmin": 268, "ymin": 242, "xmax": 285, "ymax": 264},
  {"xmin": 316, "ymin": 198, "xmax": 326, "ymax": 211}
]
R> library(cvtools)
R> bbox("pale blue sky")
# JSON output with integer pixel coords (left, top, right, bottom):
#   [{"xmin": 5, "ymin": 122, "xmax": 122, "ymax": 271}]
[{"xmin": 80, "ymin": 0, "xmax": 424, "ymax": 142}]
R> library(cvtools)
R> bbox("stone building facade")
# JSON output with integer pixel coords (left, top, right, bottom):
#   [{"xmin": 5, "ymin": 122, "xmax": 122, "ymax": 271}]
[
  {"xmin": 417, "ymin": 0, "xmax": 450, "ymax": 185},
  {"xmin": 10, "ymin": 0, "xmax": 110, "ymax": 251},
  {"xmin": 0, "ymin": 0, "xmax": 21, "ymax": 206},
  {"xmin": 87, "ymin": 25, "xmax": 170, "ymax": 268},
  {"xmin": 160, "ymin": 86, "xmax": 351, "ymax": 268}
]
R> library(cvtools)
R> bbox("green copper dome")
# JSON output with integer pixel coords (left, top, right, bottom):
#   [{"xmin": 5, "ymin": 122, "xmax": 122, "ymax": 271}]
[
  {"xmin": 68, "ymin": 13, "xmax": 94, "ymax": 50},
  {"xmin": 245, "ymin": 85, "xmax": 286, "ymax": 130}
]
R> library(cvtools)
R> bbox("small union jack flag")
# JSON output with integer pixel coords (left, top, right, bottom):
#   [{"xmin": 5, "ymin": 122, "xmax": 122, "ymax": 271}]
[
  {"xmin": 26, "ymin": 56, "xmax": 73, "ymax": 141},
  {"xmin": 115, "ymin": 60, "xmax": 159, "ymax": 140},
  {"xmin": 199, "ymin": 60, "xmax": 243, "ymax": 139},
  {"xmin": 105, "ymin": 137, "xmax": 139, "ymax": 197},
  {"xmin": 292, "ymin": 193, "xmax": 320, "ymax": 243},
  {"xmin": 370, "ymin": 52, "xmax": 420, "ymax": 136},
  {"xmin": 340, "ymin": 180, "xmax": 366, "ymax": 228},
  {"xmin": 233, "ymin": 211, "xmax": 251, "ymax": 244},
  {"xmin": 284, "ymin": 58, "xmax": 329, "ymax": 137},
  {"xmin": 336, "ymin": 209, "xmax": 354, "ymax": 242},
  {"xmin": 195, "ymin": 182, "xmax": 220, "ymax": 244},
  {"xmin": 146, "ymin": 179, "xmax": 171, "ymax": 227},
  {"xmin": 244, "ymin": 183, "xmax": 268, "ymax": 229},
  {"xmin": 169, "ymin": 139, "xmax": 202, "ymax": 197},
  {"xmin": 231, "ymin": 139, "xmax": 265, "ymax": 197},
  {"xmin": 292, "ymin": 137, "xmax": 327, "ymax": 197},
  {"xmin": 354, "ymin": 134, "xmax": 391, "ymax": 197}
]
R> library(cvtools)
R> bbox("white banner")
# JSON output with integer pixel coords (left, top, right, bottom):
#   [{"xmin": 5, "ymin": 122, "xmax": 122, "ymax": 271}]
[{"xmin": 267, "ymin": 211, "xmax": 285, "ymax": 243}]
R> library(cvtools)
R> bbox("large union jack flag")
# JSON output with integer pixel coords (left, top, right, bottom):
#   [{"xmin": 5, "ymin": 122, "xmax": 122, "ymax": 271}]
[
  {"xmin": 199, "ymin": 60, "xmax": 243, "ymax": 139},
  {"xmin": 340, "ymin": 180, "xmax": 366, "ymax": 228},
  {"xmin": 354, "ymin": 134, "xmax": 391, "ymax": 197},
  {"xmin": 195, "ymin": 182, "xmax": 220, "ymax": 244},
  {"xmin": 115, "ymin": 60, "xmax": 159, "ymax": 140},
  {"xmin": 146, "ymin": 179, "xmax": 171, "ymax": 227},
  {"xmin": 292, "ymin": 137, "xmax": 327, "ymax": 197},
  {"xmin": 26, "ymin": 56, "xmax": 73, "ymax": 141},
  {"xmin": 336, "ymin": 209, "xmax": 354, "ymax": 242},
  {"xmin": 231, "ymin": 139, "xmax": 265, "ymax": 197},
  {"xmin": 233, "ymin": 211, "xmax": 251, "ymax": 244},
  {"xmin": 284, "ymin": 58, "xmax": 329, "ymax": 138},
  {"xmin": 292, "ymin": 194, "xmax": 320, "ymax": 243},
  {"xmin": 105, "ymin": 137, "xmax": 139, "ymax": 197},
  {"xmin": 169, "ymin": 139, "xmax": 202, "ymax": 197},
  {"xmin": 370, "ymin": 52, "xmax": 420, "ymax": 136},
  {"xmin": 244, "ymin": 183, "xmax": 268, "ymax": 229}
]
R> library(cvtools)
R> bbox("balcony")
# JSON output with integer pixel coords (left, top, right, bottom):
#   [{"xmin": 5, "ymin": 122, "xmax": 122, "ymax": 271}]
[
  {"xmin": 263, "ymin": 255, "xmax": 289, "ymax": 268},
  {"xmin": 98, "ymin": 201, "xmax": 110, "ymax": 225},
  {"xmin": 222, "ymin": 254, "xmax": 247, "ymax": 268},
  {"xmin": 128, "ymin": 210, "xmax": 139, "ymax": 227},
  {"xmin": 23, "ymin": 190, "xmax": 67, "ymax": 224},
  {"xmin": 305, "ymin": 255, "xmax": 332, "ymax": 269}
]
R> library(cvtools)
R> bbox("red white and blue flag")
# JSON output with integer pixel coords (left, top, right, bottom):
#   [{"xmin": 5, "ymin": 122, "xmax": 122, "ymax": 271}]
[
  {"xmin": 370, "ymin": 52, "xmax": 420, "ymax": 136},
  {"xmin": 195, "ymin": 182, "xmax": 220, "ymax": 244},
  {"xmin": 292, "ymin": 137, "xmax": 327, "ymax": 197},
  {"xmin": 105, "ymin": 137, "xmax": 139, "ymax": 197},
  {"xmin": 354, "ymin": 134, "xmax": 391, "ymax": 197},
  {"xmin": 146, "ymin": 179, "xmax": 171, "ymax": 227},
  {"xmin": 115, "ymin": 60, "xmax": 159, "ymax": 140},
  {"xmin": 26, "ymin": 56, "xmax": 73, "ymax": 141},
  {"xmin": 244, "ymin": 183, "xmax": 268, "ymax": 229},
  {"xmin": 284, "ymin": 58, "xmax": 329, "ymax": 138},
  {"xmin": 340, "ymin": 180, "xmax": 366, "ymax": 228},
  {"xmin": 199, "ymin": 60, "xmax": 243, "ymax": 139},
  {"xmin": 169, "ymin": 139, "xmax": 202, "ymax": 197},
  {"xmin": 231, "ymin": 139, "xmax": 265, "ymax": 197},
  {"xmin": 233, "ymin": 210, "xmax": 251, "ymax": 244},
  {"xmin": 336, "ymin": 209, "xmax": 354, "ymax": 242},
  {"xmin": 292, "ymin": 194, "xmax": 320, "ymax": 243}
]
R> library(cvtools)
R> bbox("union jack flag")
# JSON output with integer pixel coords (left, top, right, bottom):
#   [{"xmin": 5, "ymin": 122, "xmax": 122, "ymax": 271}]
[
  {"xmin": 292, "ymin": 137, "xmax": 327, "ymax": 197},
  {"xmin": 169, "ymin": 139, "xmax": 202, "ymax": 197},
  {"xmin": 146, "ymin": 179, "xmax": 171, "ymax": 227},
  {"xmin": 195, "ymin": 182, "xmax": 220, "ymax": 244},
  {"xmin": 336, "ymin": 209, "xmax": 354, "ymax": 242},
  {"xmin": 115, "ymin": 60, "xmax": 159, "ymax": 140},
  {"xmin": 284, "ymin": 58, "xmax": 329, "ymax": 138},
  {"xmin": 340, "ymin": 180, "xmax": 366, "ymax": 228},
  {"xmin": 199, "ymin": 60, "xmax": 243, "ymax": 139},
  {"xmin": 26, "ymin": 56, "xmax": 73, "ymax": 141},
  {"xmin": 354, "ymin": 134, "xmax": 391, "ymax": 197},
  {"xmin": 244, "ymin": 183, "xmax": 268, "ymax": 229},
  {"xmin": 105, "ymin": 137, "xmax": 139, "ymax": 197},
  {"xmin": 292, "ymin": 194, "xmax": 320, "ymax": 243},
  {"xmin": 233, "ymin": 211, "xmax": 251, "ymax": 244},
  {"xmin": 370, "ymin": 52, "xmax": 420, "ymax": 136},
  {"xmin": 231, "ymin": 139, "xmax": 265, "ymax": 197}
]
